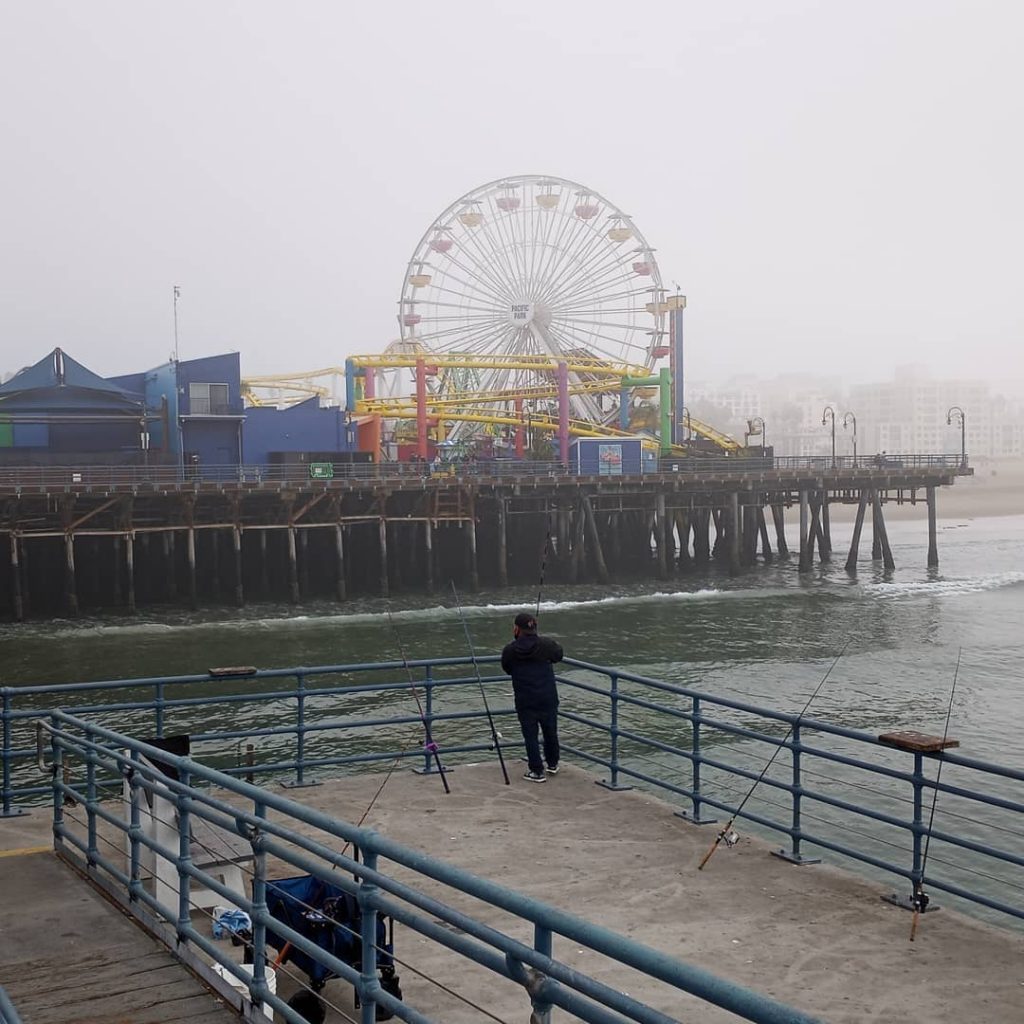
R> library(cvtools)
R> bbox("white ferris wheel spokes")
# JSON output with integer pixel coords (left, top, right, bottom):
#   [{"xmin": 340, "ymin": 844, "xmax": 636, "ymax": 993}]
[{"xmin": 399, "ymin": 174, "xmax": 667, "ymax": 425}]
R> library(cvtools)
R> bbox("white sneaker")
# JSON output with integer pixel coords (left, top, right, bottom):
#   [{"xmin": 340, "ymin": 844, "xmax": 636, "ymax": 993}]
[{"xmin": 523, "ymin": 770, "xmax": 547, "ymax": 783}]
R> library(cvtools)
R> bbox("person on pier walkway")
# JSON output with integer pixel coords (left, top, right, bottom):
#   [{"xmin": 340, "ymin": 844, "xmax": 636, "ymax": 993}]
[{"xmin": 501, "ymin": 612, "xmax": 564, "ymax": 783}]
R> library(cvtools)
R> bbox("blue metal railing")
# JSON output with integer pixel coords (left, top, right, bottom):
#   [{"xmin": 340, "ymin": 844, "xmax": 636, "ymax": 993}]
[
  {"xmin": 40, "ymin": 710, "xmax": 821, "ymax": 1024},
  {"xmin": 0, "ymin": 987, "xmax": 23, "ymax": 1024},
  {"xmin": 3, "ymin": 654, "xmax": 1022, "ymax": 927}
]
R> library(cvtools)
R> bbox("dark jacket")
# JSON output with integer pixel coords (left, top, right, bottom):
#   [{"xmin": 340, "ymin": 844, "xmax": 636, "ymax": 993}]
[{"xmin": 501, "ymin": 634, "xmax": 564, "ymax": 709}]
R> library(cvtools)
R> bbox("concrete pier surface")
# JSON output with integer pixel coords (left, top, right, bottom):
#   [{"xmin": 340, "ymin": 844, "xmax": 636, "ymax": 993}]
[{"xmin": 4, "ymin": 762, "xmax": 1023, "ymax": 1023}]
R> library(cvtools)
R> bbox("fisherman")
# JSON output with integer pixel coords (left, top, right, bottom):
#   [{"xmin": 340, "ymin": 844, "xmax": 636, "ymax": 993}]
[{"xmin": 501, "ymin": 612, "xmax": 563, "ymax": 783}]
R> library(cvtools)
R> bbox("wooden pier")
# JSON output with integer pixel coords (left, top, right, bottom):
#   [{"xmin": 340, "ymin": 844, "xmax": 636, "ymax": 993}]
[{"xmin": 0, "ymin": 460, "xmax": 969, "ymax": 618}]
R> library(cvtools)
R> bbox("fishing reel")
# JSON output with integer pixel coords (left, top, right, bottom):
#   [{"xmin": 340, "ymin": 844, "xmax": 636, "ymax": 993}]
[
  {"xmin": 911, "ymin": 890, "xmax": 930, "ymax": 914},
  {"xmin": 718, "ymin": 828, "xmax": 740, "ymax": 848}
]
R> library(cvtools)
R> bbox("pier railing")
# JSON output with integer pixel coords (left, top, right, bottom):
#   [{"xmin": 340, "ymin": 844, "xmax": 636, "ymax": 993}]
[
  {"xmin": 0, "ymin": 452, "xmax": 966, "ymax": 489},
  {"xmin": 3, "ymin": 653, "xmax": 1021, "ymax": 928},
  {"xmin": 38, "ymin": 709, "xmax": 821, "ymax": 1024},
  {"xmin": 0, "ymin": 986, "xmax": 23, "ymax": 1024}
]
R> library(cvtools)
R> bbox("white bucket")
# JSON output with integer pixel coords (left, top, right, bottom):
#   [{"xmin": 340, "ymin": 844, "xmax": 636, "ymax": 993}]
[{"xmin": 211, "ymin": 962, "xmax": 276, "ymax": 1020}]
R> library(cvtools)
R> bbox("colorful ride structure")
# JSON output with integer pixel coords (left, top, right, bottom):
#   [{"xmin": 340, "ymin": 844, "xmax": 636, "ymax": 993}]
[{"xmin": 242, "ymin": 175, "xmax": 740, "ymax": 461}]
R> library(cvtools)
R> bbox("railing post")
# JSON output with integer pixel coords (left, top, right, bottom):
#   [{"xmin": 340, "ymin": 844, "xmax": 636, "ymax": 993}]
[
  {"xmin": 773, "ymin": 721, "xmax": 820, "ymax": 865},
  {"xmin": 128, "ymin": 751, "xmax": 142, "ymax": 903},
  {"xmin": 154, "ymin": 681, "xmax": 166, "ymax": 739},
  {"xmin": 283, "ymin": 672, "xmax": 319, "ymax": 788},
  {"xmin": 911, "ymin": 751, "xmax": 924, "ymax": 889},
  {"xmin": 531, "ymin": 924, "xmax": 553, "ymax": 1024},
  {"xmin": 413, "ymin": 665, "xmax": 436, "ymax": 775},
  {"xmin": 84, "ymin": 725, "xmax": 98, "ymax": 867},
  {"xmin": 1, "ymin": 688, "xmax": 25, "ymax": 817},
  {"xmin": 358, "ymin": 847, "xmax": 380, "ymax": 1024},
  {"xmin": 176, "ymin": 766, "xmax": 192, "ymax": 941},
  {"xmin": 250, "ymin": 800, "xmax": 270, "ymax": 1014},
  {"xmin": 596, "ymin": 672, "xmax": 631, "ymax": 791},
  {"xmin": 51, "ymin": 721, "xmax": 64, "ymax": 849},
  {"xmin": 676, "ymin": 695, "xmax": 715, "ymax": 824}
]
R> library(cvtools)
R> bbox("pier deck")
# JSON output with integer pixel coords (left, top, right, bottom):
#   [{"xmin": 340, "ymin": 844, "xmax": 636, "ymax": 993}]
[
  {"xmin": 4, "ymin": 761, "xmax": 1020, "ymax": 1023},
  {"xmin": 0, "ymin": 849, "xmax": 237, "ymax": 1023}
]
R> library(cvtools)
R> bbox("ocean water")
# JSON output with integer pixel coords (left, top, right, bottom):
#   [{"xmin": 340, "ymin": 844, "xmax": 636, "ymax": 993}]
[{"xmin": 3, "ymin": 512, "xmax": 1023, "ymax": 925}]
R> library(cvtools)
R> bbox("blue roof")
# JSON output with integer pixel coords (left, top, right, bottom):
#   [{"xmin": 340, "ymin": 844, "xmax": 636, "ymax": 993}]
[{"xmin": 0, "ymin": 349, "xmax": 142, "ymax": 406}]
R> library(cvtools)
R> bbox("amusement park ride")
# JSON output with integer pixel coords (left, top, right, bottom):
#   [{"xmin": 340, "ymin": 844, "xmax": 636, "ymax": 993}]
[{"xmin": 242, "ymin": 174, "xmax": 740, "ymax": 462}]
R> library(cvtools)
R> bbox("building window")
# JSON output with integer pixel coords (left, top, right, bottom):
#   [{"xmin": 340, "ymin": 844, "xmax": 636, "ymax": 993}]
[{"xmin": 189, "ymin": 382, "xmax": 230, "ymax": 415}]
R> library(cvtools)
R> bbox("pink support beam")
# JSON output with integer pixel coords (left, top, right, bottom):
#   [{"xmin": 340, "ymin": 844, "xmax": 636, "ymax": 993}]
[
  {"xmin": 557, "ymin": 361, "xmax": 570, "ymax": 466},
  {"xmin": 416, "ymin": 357, "xmax": 428, "ymax": 460},
  {"xmin": 514, "ymin": 397, "xmax": 525, "ymax": 458}
]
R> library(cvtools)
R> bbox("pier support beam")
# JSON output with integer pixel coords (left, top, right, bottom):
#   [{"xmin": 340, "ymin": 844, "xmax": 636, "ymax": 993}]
[
  {"xmin": 164, "ymin": 532, "xmax": 177, "ymax": 601},
  {"xmin": 378, "ymin": 518, "xmax": 389, "ymax": 597},
  {"xmin": 233, "ymin": 526, "xmax": 244, "ymax": 606},
  {"xmin": 466, "ymin": 495, "xmax": 479, "ymax": 591},
  {"xmin": 798, "ymin": 489, "xmax": 811, "ymax": 573},
  {"xmin": 926, "ymin": 486, "xmax": 939, "ymax": 568},
  {"xmin": 871, "ymin": 499, "xmax": 883, "ymax": 560},
  {"xmin": 423, "ymin": 519, "xmax": 434, "ymax": 593},
  {"xmin": 288, "ymin": 526, "xmax": 300, "ymax": 603},
  {"xmin": 112, "ymin": 536, "xmax": 123, "ymax": 606},
  {"xmin": 64, "ymin": 533, "xmax": 79, "ymax": 616},
  {"xmin": 125, "ymin": 532, "xmax": 136, "ymax": 614},
  {"xmin": 299, "ymin": 528, "xmax": 310, "ymax": 598},
  {"xmin": 497, "ymin": 499, "xmax": 508, "ymax": 588},
  {"xmin": 871, "ymin": 491, "xmax": 896, "ymax": 573},
  {"xmin": 845, "ymin": 490, "xmax": 869, "ymax": 574},
  {"xmin": 334, "ymin": 524, "xmax": 347, "ymax": 601},
  {"xmin": 757, "ymin": 507, "xmax": 773, "ymax": 562},
  {"xmin": 655, "ymin": 494, "xmax": 668, "ymax": 579},
  {"xmin": 259, "ymin": 530, "xmax": 270, "ymax": 597},
  {"xmin": 9, "ymin": 534, "xmax": 23, "ymax": 622},
  {"xmin": 821, "ymin": 496, "xmax": 833, "ymax": 561},
  {"xmin": 569, "ymin": 501, "xmax": 586, "ymax": 584},
  {"xmin": 582, "ymin": 495, "xmax": 610, "ymax": 584},
  {"xmin": 186, "ymin": 528, "xmax": 197, "ymax": 609},
  {"xmin": 771, "ymin": 503, "xmax": 789, "ymax": 558},
  {"xmin": 729, "ymin": 491, "xmax": 740, "ymax": 576}
]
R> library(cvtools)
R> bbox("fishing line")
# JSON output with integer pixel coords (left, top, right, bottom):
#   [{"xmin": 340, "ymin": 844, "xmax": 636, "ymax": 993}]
[
  {"xmin": 910, "ymin": 647, "xmax": 961, "ymax": 942},
  {"xmin": 386, "ymin": 605, "xmax": 451, "ymax": 795},
  {"xmin": 450, "ymin": 580, "xmax": 510, "ymax": 785},
  {"xmin": 698, "ymin": 640, "xmax": 851, "ymax": 871}
]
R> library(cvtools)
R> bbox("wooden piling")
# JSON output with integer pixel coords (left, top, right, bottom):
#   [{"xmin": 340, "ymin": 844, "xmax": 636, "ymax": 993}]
[
  {"xmin": 287, "ymin": 526, "xmax": 300, "ymax": 603},
  {"xmin": 423, "ymin": 518, "xmax": 434, "ymax": 593},
  {"xmin": 210, "ymin": 528, "xmax": 221, "ymax": 599},
  {"xmin": 757, "ymin": 507, "xmax": 773, "ymax": 562},
  {"xmin": 64, "ymin": 533, "xmax": 79, "ymax": 616},
  {"xmin": 871, "ymin": 498, "xmax": 883, "ymax": 560},
  {"xmin": 845, "ymin": 490, "xmax": 869, "ymax": 573},
  {"xmin": 497, "ymin": 499, "xmax": 509, "ymax": 588},
  {"xmin": 821, "ymin": 497, "xmax": 833, "ymax": 560},
  {"xmin": 729, "ymin": 491, "xmax": 741, "ymax": 576},
  {"xmin": 112, "ymin": 535, "xmax": 123, "ymax": 605},
  {"xmin": 466, "ymin": 496, "xmax": 479, "ymax": 591},
  {"xmin": 871, "ymin": 490, "xmax": 896, "ymax": 572},
  {"xmin": 125, "ymin": 532, "xmax": 136, "ymax": 614},
  {"xmin": 377, "ymin": 518, "xmax": 389, "ymax": 597},
  {"xmin": 811, "ymin": 496, "xmax": 828, "ymax": 564},
  {"xmin": 259, "ymin": 530, "xmax": 269, "ymax": 597},
  {"xmin": 582, "ymin": 495, "xmax": 610, "ymax": 584},
  {"xmin": 334, "ymin": 524, "xmax": 347, "ymax": 601},
  {"xmin": 798, "ymin": 489, "xmax": 811, "ymax": 572},
  {"xmin": 656, "ymin": 494, "xmax": 669, "ymax": 579},
  {"xmin": 233, "ymin": 526, "xmax": 244, "ymax": 606},
  {"xmin": 569, "ymin": 501, "xmax": 586, "ymax": 583},
  {"xmin": 186, "ymin": 528, "xmax": 197, "ymax": 608},
  {"xmin": 771, "ymin": 503, "xmax": 789, "ymax": 557},
  {"xmin": 9, "ymin": 534, "xmax": 23, "ymax": 621},
  {"xmin": 927, "ymin": 485, "xmax": 939, "ymax": 568},
  {"xmin": 299, "ymin": 528, "xmax": 310, "ymax": 597},
  {"xmin": 164, "ymin": 532, "xmax": 177, "ymax": 601}
]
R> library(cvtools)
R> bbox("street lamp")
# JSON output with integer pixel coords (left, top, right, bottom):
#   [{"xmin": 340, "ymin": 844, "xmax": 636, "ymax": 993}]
[
  {"xmin": 946, "ymin": 406, "xmax": 966, "ymax": 468},
  {"xmin": 822, "ymin": 405, "xmax": 836, "ymax": 468},
  {"xmin": 747, "ymin": 415, "xmax": 766, "ymax": 451},
  {"xmin": 842, "ymin": 411, "xmax": 857, "ymax": 466}
]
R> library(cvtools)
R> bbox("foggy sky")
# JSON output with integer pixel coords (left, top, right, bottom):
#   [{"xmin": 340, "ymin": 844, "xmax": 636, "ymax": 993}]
[{"xmin": 1, "ymin": 1, "xmax": 1022, "ymax": 393}]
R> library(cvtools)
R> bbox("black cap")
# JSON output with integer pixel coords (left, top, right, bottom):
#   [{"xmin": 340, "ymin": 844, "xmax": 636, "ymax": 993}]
[{"xmin": 514, "ymin": 612, "xmax": 537, "ymax": 632}]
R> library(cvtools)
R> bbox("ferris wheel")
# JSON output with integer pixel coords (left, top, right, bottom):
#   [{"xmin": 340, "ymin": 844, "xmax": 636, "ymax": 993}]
[{"xmin": 398, "ymin": 175, "xmax": 667, "ymax": 424}]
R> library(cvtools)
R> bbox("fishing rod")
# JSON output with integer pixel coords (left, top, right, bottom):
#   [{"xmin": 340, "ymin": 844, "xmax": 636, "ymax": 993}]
[
  {"xmin": 450, "ymin": 580, "xmax": 510, "ymax": 786},
  {"xmin": 698, "ymin": 640, "xmax": 851, "ymax": 871},
  {"xmin": 386, "ymin": 605, "xmax": 451, "ymax": 794},
  {"xmin": 910, "ymin": 648, "xmax": 961, "ymax": 942}
]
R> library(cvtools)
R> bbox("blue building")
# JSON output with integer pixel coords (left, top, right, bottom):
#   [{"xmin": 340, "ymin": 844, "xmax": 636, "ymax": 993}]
[
  {"xmin": 242, "ymin": 397, "xmax": 356, "ymax": 466},
  {"xmin": 0, "ymin": 348, "xmax": 148, "ymax": 464}
]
